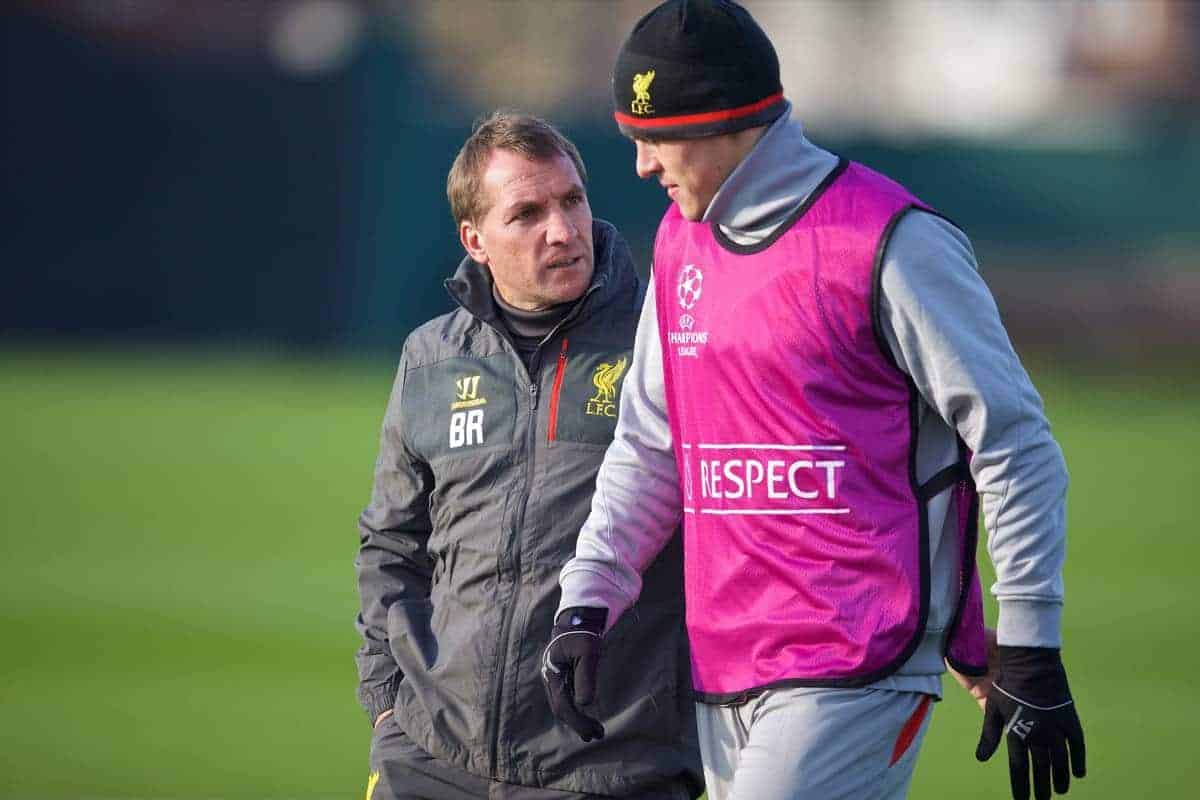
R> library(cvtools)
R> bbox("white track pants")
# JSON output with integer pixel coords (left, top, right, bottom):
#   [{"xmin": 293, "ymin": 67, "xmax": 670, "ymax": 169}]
[{"xmin": 696, "ymin": 688, "xmax": 934, "ymax": 800}]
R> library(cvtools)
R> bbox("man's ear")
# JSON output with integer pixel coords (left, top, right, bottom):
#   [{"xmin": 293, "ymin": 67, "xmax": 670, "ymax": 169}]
[{"xmin": 460, "ymin": 220, "xmax": 489, "ymax": 265}]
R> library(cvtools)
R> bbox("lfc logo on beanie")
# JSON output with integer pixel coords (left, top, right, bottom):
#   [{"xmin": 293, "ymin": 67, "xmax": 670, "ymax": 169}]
[{"xmin": 631, "ymin": 70, "xmax": 657, "ymax": 115}]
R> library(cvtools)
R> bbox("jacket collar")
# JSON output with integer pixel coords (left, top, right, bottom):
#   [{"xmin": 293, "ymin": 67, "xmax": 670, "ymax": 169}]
[{"xmin": 444, "ymin": 218, "xmax": 637, "ymax": 324}]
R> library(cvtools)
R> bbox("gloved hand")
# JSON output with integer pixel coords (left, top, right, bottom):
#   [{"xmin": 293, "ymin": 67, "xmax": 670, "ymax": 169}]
[
  {"xmin": 541, "ymin": 606, "xmax": 607, "ymax": 742},
  {"xmin": 976, "ymin": 646, "xmax": 1086, "ymax": 800}
]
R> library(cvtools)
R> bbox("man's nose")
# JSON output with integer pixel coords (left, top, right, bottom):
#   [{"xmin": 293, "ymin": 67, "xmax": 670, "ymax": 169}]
[
  {"xmin": 546, "ymin": 206, "xmax": 577, "ymax": 244},
  {"xmin": 635, "ymin": 140, "xmax": 659, "ymax": 179}
]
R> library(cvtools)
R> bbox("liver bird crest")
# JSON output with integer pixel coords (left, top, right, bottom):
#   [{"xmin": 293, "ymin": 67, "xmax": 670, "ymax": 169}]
[
  {"xmin": 591, "ymin": 357, "xmax": 628, "ymax": 404},
  {"xmin": 631, "ymin": 70, "xmax": 656, "ymax": 115}
]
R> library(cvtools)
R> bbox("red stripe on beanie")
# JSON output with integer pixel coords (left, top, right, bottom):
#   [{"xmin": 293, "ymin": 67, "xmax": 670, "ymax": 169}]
[{"xmin": 614, "ymin": 92, "xmax": 784, "ymax": 130}]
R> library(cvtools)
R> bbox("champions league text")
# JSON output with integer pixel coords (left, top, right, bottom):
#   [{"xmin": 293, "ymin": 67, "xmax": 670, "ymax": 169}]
[{"xmin": 668, "ymin": 330, "xmax": 709, "ymax": 358}]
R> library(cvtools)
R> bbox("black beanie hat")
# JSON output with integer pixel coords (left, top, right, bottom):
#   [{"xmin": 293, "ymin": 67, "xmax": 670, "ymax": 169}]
[{"xmin": 613, "ymin": 0, "xmax": 786, "ymax": 139}]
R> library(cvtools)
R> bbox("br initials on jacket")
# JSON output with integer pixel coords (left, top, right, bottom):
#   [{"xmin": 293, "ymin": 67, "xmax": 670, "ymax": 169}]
[{"xmin": 450, "ymin": 374, "xmax": 486, "ymax": 448}]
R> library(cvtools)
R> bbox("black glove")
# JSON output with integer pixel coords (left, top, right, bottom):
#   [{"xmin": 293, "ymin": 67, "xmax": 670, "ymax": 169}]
[
  {"xmin": 976, "ymin": 646, "xmax": 1086, "ymax": 800},
  {"xmin": 541, "ymin": 606, "xmax": 607, "ymax": 742}
]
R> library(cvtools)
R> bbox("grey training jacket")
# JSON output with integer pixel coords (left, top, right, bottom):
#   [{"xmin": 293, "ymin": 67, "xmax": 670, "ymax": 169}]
[{"xmin": 355, "ymin": 220, "xmax": 701, "ymax": 798}]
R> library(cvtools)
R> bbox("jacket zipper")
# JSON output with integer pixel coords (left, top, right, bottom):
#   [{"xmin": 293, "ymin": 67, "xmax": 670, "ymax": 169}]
[
  {"xmin": 488, "ymin": 351, "xmax": 541, "ymax": 778},
  {"xmin": 546, "ymin": 338, "xmax": 569, "ymax": 443},
  {"xmin": 484, "ymin": 291, "xmax": 596, "ymax": 777}
]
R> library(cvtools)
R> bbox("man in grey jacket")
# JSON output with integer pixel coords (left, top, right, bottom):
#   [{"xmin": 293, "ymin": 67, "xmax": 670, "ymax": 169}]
[
  {"xmin": 356, "ymin": 113, "xmax": 701, "ymax": 800},
  {"xmin": 542, "ymin": 3, "xmax": 1085, "ymax": 800}
]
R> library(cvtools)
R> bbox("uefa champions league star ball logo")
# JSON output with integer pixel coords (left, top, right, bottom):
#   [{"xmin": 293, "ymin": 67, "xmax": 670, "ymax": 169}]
[
  {"xmin": 669, "ymin": 265, "xmax": 709, "ymax": 358},
  {"xmin": 678, "ymin": 264, "xmax": 703, "ymax": 310}
]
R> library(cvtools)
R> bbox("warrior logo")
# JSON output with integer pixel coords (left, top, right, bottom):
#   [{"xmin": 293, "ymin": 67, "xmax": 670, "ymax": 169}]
[
  {"xmin": 451, "ymin": 375, "xmax": 486, "ymax": 410},
  {"xmin": 631, "ymin": 70, "xmax": 655, "ymax": 115},
  {"xmin": 586, "ymin": 357, "xmax": 627, "ymax": 417},
  {"xmin": 678, "ymin": 264, "xmax": 703, "ymax": 310}
]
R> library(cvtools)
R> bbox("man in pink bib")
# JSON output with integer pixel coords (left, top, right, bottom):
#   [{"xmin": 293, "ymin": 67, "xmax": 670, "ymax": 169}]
[{"xmin": 540, "ymin": 2, "xmax": 1086, "ymax": 800}]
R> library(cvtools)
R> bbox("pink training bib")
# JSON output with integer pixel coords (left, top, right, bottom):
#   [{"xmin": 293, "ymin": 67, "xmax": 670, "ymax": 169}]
[{"xmin": 653, "ymin": 160, "xmax": 987, "ymax": 699}]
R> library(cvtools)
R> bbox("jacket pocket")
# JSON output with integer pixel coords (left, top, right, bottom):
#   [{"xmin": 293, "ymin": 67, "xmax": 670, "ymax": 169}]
[
  {"xmin": 387, "ymin": 597, "xmax": 438, "ymax": 675},
  {"xmin": 546, "ymin": 345, "xmax": 630, "ymax": 446}
]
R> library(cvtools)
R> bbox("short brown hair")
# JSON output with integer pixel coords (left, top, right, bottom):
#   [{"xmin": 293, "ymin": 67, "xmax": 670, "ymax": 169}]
[{"xmin": 446, "ymin": 111, "xmax": 588, "ymax": 226}]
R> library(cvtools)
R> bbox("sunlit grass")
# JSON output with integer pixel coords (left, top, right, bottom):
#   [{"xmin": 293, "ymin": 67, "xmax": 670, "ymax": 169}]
[{"xmin": 1, "ymin": 350, "xmax": 1196, "ymax": 797}]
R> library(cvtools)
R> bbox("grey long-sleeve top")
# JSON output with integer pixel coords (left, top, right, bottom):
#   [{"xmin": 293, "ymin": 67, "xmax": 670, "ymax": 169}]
[{"xmin": 558, "ymin": 108, "xmax": 1068, "ymax": 694}]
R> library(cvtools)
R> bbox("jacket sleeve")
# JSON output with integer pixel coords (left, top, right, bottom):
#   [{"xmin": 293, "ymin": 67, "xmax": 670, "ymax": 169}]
[
  {"xmin": 879, "ymin": 210, "xmax": 1068, "ymax": 648},
  {"xmin": 355, "ymin": 347, "xmax": 436, "ymax": 722},
  {"xmin": 558, "ymin": 276, "xmax": 684, "ymax": 630}
]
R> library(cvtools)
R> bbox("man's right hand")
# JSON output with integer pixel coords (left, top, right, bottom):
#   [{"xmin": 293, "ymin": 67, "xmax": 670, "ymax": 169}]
[{"xmin": 541, "ymin": 606, "xmax": 607, "ymax": 742}]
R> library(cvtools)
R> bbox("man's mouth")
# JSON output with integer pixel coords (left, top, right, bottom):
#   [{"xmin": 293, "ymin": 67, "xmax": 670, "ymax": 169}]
[{"xmin": 547, "ymin": 256, "xmax": 582, "ymax": 269}]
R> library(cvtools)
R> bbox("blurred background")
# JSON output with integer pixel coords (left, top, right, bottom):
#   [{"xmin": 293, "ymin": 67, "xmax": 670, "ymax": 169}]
[{"xmin": 2, "ymin": 1, "xmax": 1197, "ymax": 797}]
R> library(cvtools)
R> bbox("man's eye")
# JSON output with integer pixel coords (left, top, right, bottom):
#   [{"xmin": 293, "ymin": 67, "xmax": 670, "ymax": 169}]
[{"xmin": 565, "ymin": 194, "xmax": 584, "ymax": 206}]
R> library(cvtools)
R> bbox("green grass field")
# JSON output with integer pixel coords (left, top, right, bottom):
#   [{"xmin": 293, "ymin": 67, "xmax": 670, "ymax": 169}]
[{"xmin": 1, "ymin": 349, "xmax": 1197, "ymax": 798}]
